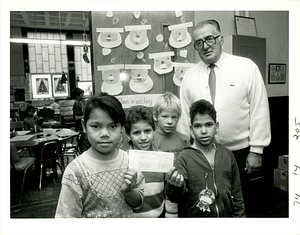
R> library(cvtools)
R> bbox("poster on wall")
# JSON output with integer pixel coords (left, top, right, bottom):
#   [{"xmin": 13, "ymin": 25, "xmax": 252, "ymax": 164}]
[
  {"xmin": 52, "ymin": 74, "xmax": 69, "ymax": 97},
  {"xmin": 268, "ymin": 63, "xmax": 286, "ymax": 84},
  {"xmin": 77, "ymin": 81, "xmax": 93, "ymax": 96},
  {"xmin": 31, "ymin": 74, "xmax": 52, "ymax": 99}
]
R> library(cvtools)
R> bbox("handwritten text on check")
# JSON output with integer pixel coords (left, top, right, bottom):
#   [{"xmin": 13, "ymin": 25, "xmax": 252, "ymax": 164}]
[{"xmin": 128, "ymin": 150, "xmax": 174, "ymax": 173}]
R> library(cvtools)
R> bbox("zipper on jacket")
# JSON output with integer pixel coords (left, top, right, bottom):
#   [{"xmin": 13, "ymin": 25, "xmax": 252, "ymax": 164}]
[{"xmin": 212, "ymin": 169, "xmax": 219, "ymax": 217}]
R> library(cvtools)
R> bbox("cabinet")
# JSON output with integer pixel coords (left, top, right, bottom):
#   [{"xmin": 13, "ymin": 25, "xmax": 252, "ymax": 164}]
[{"xmin": 223, "ymin": 35, "xmax": 266, "ymax": 82}]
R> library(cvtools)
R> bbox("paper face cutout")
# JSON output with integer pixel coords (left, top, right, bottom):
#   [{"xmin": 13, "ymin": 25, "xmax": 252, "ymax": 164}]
[
  {"xmin": 125, "ymin": 64, "xmax": 153, "ymax": 93},
  {"xmin": 97, "ymin": 28, "xmax": 124, "ymax": 49},
  {"xmin": 97, "ymin": 65, "xmax": 124, "ymax": 95},
  {"xmin": 125, "ymin": 25, "xmax": 151, "ymax": 51},
  {"xmin": 156, "ymin": 34, "xmax": 164, "ymax": 42},
  {"xmin": 149, "ymin": 52, "xmax": 175, "ymax": 75},
  {"xmin": 168, "ymin": 22, "xmax": 193, "ymax": 48},
  {"xmin": 172, "ymin": 62, "xmax": 195, "ymax": 86},
  {"xmin": 106, "ymin": 11, "xmax": 113, "ymax": 17},
  {"xmin": 102, "ymin": 48, "xmax": 112, "ymax": 56},
  {"xmin": 133, "ymin": 11, "xmax": 141, "ymax": 19}
]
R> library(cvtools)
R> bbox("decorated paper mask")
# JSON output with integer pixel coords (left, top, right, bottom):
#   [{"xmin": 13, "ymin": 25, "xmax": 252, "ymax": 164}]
[
  {"xmin": 97, "ymin": 28, "xmax": 124, "ymax": 48},
  {"xmin": 149, "ymin": 51, "xmax": 175, "ymax": 75},
  {"xmin": 168, "ymin": 22, "xmax": 193, "ymax": 48},
  {"xmin": 97, "ymin": 64, "xmax": 124, "ymax": 95},
  {"xmin": 125, "ymin": 64, "xmax": 153, "ymax": 93},
  {"xmin": 125, "ymin": 25, "xmax": 151, "ymax": 51},
  {"xmin": 172, "ymin": 62, "xmax": 195, "ymax": 86}
]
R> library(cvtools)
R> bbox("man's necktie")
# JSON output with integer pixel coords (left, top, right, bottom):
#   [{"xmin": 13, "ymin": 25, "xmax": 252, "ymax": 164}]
[{"xmin": 209, "ymin": 64, "xmax": 216, "ymax": 104}]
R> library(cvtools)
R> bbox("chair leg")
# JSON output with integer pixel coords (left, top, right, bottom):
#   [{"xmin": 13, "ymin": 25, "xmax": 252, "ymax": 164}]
[
  {"xmin": 19, "ymin": 169, "xmax": 28, "ymax": 204},
  {"xmin": 39, "ymin": 163, "xmax": 43, "ymax": 190},
  {"xmin": 56, "ymin": 159, "xmax": 64, "ymax": 175}
]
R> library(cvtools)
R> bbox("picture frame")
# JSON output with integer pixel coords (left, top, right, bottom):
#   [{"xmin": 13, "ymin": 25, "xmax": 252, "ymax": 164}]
[
  {"xmin": 234, "ymin": 15, "xmax": 258, "ymax": 37},
  {"xmin": 52, "ymin": 74, "xmax": 69, "ymax": 97},
  {"xmin": 31, "ymin": 74, "xmax": 52, "ymax": 99},
  {"xmin": 77, "ymin": 81, "xmax": 93, "ymax": 96},
  {"xmin": 268, "ymin": 63, "xmax": 287, "ymax": 84}
]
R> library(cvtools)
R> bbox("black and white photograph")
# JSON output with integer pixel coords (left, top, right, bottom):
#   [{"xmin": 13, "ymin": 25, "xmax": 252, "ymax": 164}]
[{"xmin": 1, "ymin": 1, "xmax": 299, "ymax": 235}]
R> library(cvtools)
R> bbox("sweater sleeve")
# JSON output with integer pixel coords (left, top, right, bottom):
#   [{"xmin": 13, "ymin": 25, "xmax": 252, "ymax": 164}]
[
  {"xmin": 176, "ymin": 72, "xmax": 192, "ymax": 139},
  {"xmin": 55, "ymin": 166, "xmax": 84, "ymax": 218},
  {"xmin": 165, "ymin": 153, "xmax": 188, "ymax": 202},
  {"xmin": 55, "ymin": 184, "xmax": 83, "ymax": 218},
  {"xmin": 131, "ymin": 170, "xmax": 145, "ymax": 211},
  {"xmin": 247, "ymin": 63, "xmax": 271, "ymax": 154}
]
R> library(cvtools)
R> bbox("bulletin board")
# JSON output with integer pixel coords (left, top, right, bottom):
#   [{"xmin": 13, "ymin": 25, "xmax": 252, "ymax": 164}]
[{"xmin": 89, "ymin": 11, "xmax": 195, "ymax": 103}]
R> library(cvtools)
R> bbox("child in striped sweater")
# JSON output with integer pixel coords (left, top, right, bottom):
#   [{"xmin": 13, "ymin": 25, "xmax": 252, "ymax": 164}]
[{"xmin": 125, "ymin": 105, "xmax": 165, "ymax": 218}]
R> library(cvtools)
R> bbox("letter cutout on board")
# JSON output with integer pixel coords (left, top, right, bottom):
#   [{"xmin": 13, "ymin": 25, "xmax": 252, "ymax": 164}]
[
  {"xmin": 172, "ymin": 62, "xmax": 195, "ymax": 86},
  {"xmin": 97, "ymin": 28, "xmax": 124, "ymax": 49},
  {"xmin": 97, "ymin": 64, "xmax": 124, "ymax": 95},
  {"xmin": 168, "ymin": 22, "xmax": 193, "ymax": 48},
  {"xmin": 149, "ymin": 52, "xmax": 175, "ymax": 75},
  {"xmin": 125, "ymin": 25, "xmax": 151, "ymax": 51},
  {"xmin": 125, "ymin": 64, "xmax": 153, "ymax": 93}
]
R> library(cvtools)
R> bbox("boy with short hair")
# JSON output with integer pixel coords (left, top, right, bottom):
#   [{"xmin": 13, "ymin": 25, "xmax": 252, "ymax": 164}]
[
  {"xmin": 125, "ymin": 105, "xmax": 165, "ymax": 218},
  {"xmin": 152, "ymin": 92, "xmax": 190, "ymax": 218},
  {"xmin": 165, "ymin": 99, "xmax": 245, "ymax": 217},
  {"xmin": 153, "ymin": 92, "xmax": 190, "ymax": 158}
]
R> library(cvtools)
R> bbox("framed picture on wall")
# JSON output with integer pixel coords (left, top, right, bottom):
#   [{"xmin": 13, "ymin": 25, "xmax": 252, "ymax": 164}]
[
  {"xmin": 52, "ymin": 74, "xmax": 69, "ymax": 97},
  {"xmin": 234, "ymin": 15, "xmax": 257, "ymax": 37},
  {"xmin": 77, "ymin": 81, "xmax": 93, "ymax": 96},
  {"xmin": 31, "ymin": 74, "xmax": 53, "ymax": 99},
  {"xmin": 268, "ymin": 63, "xmax": 286, "ymax": 84}
]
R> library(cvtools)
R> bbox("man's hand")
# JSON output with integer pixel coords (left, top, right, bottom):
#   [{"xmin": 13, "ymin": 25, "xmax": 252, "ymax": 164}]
[
  {"xmin": 166, "ymin": 167, "xmax": 184, "ymax": 188},
  {"xmin": 245, "ymin": 152, "xmax": 262, "ymax": 174}
]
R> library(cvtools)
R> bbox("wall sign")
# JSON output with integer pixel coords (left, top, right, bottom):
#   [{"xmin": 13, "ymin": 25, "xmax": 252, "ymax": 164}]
[
  {"xmin": 234, "ymin": 15, "xmax": 257, "ymax": 37},
  {"xmin": 115, "ymin": 94, "xmax": 162, "ymax": 109}
]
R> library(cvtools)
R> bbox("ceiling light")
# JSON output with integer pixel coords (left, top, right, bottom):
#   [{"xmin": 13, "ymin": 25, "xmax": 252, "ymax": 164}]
[{"xmin": 10, "ymin": 38, "xmax": 90, "ymax": 46}]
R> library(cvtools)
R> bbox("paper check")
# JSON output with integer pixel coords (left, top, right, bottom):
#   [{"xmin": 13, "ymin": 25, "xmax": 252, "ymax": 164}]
[{"xmin": 128, "ymin": 150, "xmax": 174, "ymax": 173}]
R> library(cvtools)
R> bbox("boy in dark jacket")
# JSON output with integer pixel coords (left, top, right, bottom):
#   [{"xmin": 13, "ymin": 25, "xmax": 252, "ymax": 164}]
[{"xmin": 165, "ymin": 99, "xmax": 245, "ymax": 217}]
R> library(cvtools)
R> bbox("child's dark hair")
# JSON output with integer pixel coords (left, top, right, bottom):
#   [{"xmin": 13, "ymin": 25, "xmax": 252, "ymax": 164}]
[
  {"xmin": 73, "ymin": 87, "xmax": 84, "ymax": 97},
  {"xmin": 190, "ymin": 99, "xmax": 217, "ymax": 124},
  {"xmin": 26, "ymin": 105, "xmax": 36, "ymax": 113},
  {"xmin": 83, "ymin": 93, "xmax": 125, "ymax": 127},
  {"xmin": 125, "ymin": 105, "xmax": 155, "ymax": 134}
]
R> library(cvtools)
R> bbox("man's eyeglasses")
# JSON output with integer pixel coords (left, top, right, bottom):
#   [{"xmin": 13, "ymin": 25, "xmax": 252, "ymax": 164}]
[{"xmin": 194, "ymin": 35, "xmax": 221, "ymax": 50}]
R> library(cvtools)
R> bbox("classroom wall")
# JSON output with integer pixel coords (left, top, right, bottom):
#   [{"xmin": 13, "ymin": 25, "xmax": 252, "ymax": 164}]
[
  {"xmin": 10, "ymin": 11, "xmax": 289, "ymax": 99},
  {"xmin": 193, "ymin": 11, "xmax": 289, "ymax": 97},
  {"xmin": 250, "ymin": 11, "xmax": 288, "ymax": 97}
]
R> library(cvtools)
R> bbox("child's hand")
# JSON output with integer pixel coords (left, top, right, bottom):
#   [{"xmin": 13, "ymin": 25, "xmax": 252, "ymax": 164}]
[
  {"xmin": 120, "ymin": 169, "xmax": 138, "ymax": 195},
  {"xmin": 166, "ymin": 167, "xmax": 184, "ymax": 188}
]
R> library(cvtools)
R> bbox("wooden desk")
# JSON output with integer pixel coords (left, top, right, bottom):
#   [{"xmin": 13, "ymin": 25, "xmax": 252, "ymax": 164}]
[{"xmin": 10, "ymin": 128, "xmax": 79, "ymax": 169}]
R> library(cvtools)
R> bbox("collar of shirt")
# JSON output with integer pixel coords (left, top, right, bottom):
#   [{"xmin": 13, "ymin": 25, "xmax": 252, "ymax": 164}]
[
  {"xmin": 205, "ymin": 52, "xmax": 226, "ymax": 70},
  {"xmin": 212, "ymin": 143, "xmax": 217, "ymax": 150}
]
